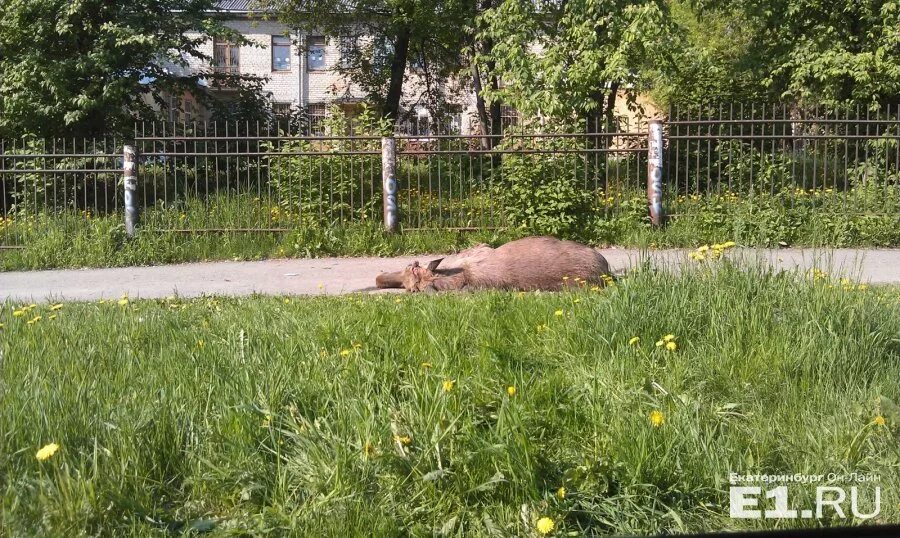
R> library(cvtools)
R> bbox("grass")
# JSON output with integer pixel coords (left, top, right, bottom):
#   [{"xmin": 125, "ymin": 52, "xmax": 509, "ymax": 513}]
[
  {"xmin": 1, "ymin": 264, "xmax": 898, "ymax": 535},
  {"xmin": 2, "ymin": 188, "xmax": 900, "ymax": 272}
]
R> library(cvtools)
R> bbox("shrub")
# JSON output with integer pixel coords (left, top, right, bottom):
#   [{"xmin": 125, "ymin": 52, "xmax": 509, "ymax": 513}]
[{"xmin": 267, "ymin": 105, "xmax": 388, "ymax": 226}]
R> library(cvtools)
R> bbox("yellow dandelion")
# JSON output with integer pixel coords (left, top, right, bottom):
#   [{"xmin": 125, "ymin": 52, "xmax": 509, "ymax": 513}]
[
  {"xmin": 284, "ymin": 298, "xmax": 291, "ymax": 304},
  {"xmin": 556, "ymin": 486, "xmax": 566, "ymax": 499},
  {"xmin": 649, "ymin": 410, "xmax": 665, "ymax": 427},
  {"xmin": 536, "ymin": 516, "xmax": 555, "ymax": 535},
  {"xmin": 340, "ymin": 349, "xmax": 351, "ymax": 357},
  {"xmin": 590, "ymin": 286, "xmax": 600, "ymax": 292},
  {"xmin": 394, "ymin": 298, "xmax": 402, "ymax": 303},
  {"xmin": 393, "ymin": 435, "xmax": 412, "ymax": 445},
  {"xmin": 118, "ymin": 297, "xmax": 129, "ymax": 306},
  {"xmin": 50, "ymin": 304, "xmax": 63, "ymax": 311},
  {"xmin": 442, "ymin": 379, "xmax": 455, "ymax": 393},
  {"xmin": 573, "ymin": 298, "xmax": 581, "ymax": 304},
  {"xmin": 663, "ymin": 334, "xmax": 675, "ymax": 342},
  {"xmin": 197, "ymin": 340, "xmax": 205, "ymax": 349},
  {"xmin": 562, "ymin": 276, "xmax": 569, "ymax": 281},
  {"xmin": 665, "ymin": 341, "xmax": 677, "ymax": 351},
  {"xmin": 655, "ymin": 340, "xmax": 664, "ymax": 347},
  {"xmin": 48, "ymin": 315, "xmax": 57, "ymax": 321},
  {"xmin": 697, "ymin": 245, "xmax": 710, "ymax": 253},
  {"xmin": 26, "ymin": 316, "xmax": 41, "ymax": 325},
  {"xmin": 722, "ymin": 241, "xmax": 736, "ymax": 248},
  {"xmin": 13, "ymin": 310, "xmax": 25, "ymax": 317},
  {"xmin": 628, "ymin": 336, "xmax": 640, "ymax": 346},
  {"xmin": 420, "ymin": 362, "xmax": 433, "ymax": 369},
  {"xmin": 873, "ymin": 416, "xmax": 886, "ymax": 427},
  {"xmin": 536, "ymin": 324, "xmax": 549, "ymax": 333},
  {"xmin": 35, "ymin": 443, "xmax": 60, "ymax": 461},
  {"xmin": 554, "ymin": 309, "xmax": 564, "ymax": 317},
  {"xmin": 507, "ymin": 385, "xmax": 517, "ymax": 397}
]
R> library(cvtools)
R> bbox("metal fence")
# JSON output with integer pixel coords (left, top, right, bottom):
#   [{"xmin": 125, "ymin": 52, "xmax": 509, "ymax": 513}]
[
  {"xmin": 665, "ymin": 104, "xmax": 900, "ymax": 217},
  {"xmin": 2, "ymin": 104, "xmax": 899, "ymax": 249}
]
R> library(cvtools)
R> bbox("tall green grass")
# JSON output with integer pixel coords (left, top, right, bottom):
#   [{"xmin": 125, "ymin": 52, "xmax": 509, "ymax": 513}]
[
  {"xmin": 3, "ymin": 189, "xmax": 900, "ymax": 272},
  {"xmin": 1, "ymin": 265, "xmax": 898, "ymax": 535}
]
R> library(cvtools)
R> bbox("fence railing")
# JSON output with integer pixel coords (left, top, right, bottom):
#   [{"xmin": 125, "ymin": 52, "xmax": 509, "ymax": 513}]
[
  {"xmin": 665, "ymin": 104, "xmax": 900, "ymax": 217},
  {"xmin": 2, "ymin": 105, "xmax": 899, "ymax": 250}
]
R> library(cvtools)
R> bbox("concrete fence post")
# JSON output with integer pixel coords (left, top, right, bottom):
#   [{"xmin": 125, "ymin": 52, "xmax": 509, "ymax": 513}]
[
  {"xmin": 381, "ymin": 136, "xmax": 399, "ymax": 233},
  {"xmin": 123, "ymin": 145, "xmax": 139, "ymax": 237},
  {"xmin": 647, "ymin": 119, "xmax": 665, "ymax": 226}
]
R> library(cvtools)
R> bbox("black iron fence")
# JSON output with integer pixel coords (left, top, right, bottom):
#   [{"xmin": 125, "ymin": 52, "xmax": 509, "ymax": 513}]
[
  {"xmin": 666, "ymin": 104, "xmax": 900, "ymax": 217},
  {"xmin": 1, "ymin": 105, "xmax": 899, "ymax": 249}
]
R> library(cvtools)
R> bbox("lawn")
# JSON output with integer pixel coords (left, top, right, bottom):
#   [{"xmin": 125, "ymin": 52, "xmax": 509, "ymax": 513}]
[{"xmin": 1, "ymin": 264, "xmax": 898, "ymax": 535}]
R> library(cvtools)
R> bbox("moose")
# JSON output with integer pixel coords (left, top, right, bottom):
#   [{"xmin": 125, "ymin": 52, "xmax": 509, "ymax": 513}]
[{"xmin": 375, "ymin": 236, "xmax": 613, "ymax": 292}]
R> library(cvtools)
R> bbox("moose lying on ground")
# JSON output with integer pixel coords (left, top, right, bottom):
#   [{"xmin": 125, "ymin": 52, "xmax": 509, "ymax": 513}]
[{"xmin": 375, "ymin": 236, "xmax": 613, "ymax": 292}]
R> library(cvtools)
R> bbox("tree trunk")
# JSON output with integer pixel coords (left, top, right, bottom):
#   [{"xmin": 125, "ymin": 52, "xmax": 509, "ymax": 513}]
[
  {"xmin": 472, "ymin": 60, "xmax": 491, "ymax": 146},
  {"xmin": 383, "ymin": 25, "xmax": 411, "ymax": 127},
  {"xmin": 605, "ymin": 81, "xmax": 619, "ymax": 128}
]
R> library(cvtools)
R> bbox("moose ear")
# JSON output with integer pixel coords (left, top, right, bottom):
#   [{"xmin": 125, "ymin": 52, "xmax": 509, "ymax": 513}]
[{"xmin": 426, "ymin": 258, "xmax": 444, "ymax": 272}]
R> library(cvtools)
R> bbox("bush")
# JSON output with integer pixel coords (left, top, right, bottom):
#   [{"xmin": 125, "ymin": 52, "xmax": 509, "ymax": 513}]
[
  {"xmin": 492, "ymin": 136, "xmax": 594, "ymax": 237},
  {"xmin": 267, "ymin": 105, "xmax": 388, "ymax": 226}
]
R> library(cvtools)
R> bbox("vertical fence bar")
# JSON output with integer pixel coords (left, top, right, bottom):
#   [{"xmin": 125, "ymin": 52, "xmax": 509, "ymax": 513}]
[
  {"xmin": 123, "ymin": 144, "xmax": 138, "ymax": 237},
  {"xmin": 381, "ymin": 136, "xmax": 399, "ymax": 233},
  {"xmin": 647, "ymin": 119, "xmax": 665, "ymax": 226}
]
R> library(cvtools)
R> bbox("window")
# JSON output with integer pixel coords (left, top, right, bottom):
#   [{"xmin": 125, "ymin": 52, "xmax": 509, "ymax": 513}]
[
  {"xmin": 307, "ymin": 103, "xmax": 329, "ymax": 134},
  {"xmin": 213, "ymin": 39, "xmax": 240, "ymax": 74},
  {"xmin": 372, "ymin": 36, "xmax": 393, "ymax": 73},
  {"xmin": 307, "ymin": 36, "xmax": 326, "ymax": 71},
  {"xmin": 500, "ymin": 105, "xmax": 519, "ymax": 129},
  {"xmin": 339, "ymin": 35, "xmax": 355, "ymax": 68},
  {"xmin": 409, "ymin": 51, "xmax": 426, "ymax": 71},
  {"xmin": 272, "ymin": 36, "xmax": 291, "ymax": 71},
  {"xmin": 273, "ymin": 102, "xmax": 292, "ymax": 118}
]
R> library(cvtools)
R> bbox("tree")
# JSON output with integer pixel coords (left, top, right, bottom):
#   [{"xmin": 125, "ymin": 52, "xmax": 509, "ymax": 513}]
[
  {"xmin": 0, "ymin": 0, "xmax": 260, "ymax": 138},
  {"xmin": 257, "ymin": 0, "xmax": 473, "ymax": 127},
  {"xmin": 469, "ymin": 0, "xmax": 503, "ymax": 147},
  {"xmin": 664, "ymin": 0, "xmax": 900, "ymax": 107},
  {"xmin": 645, "ymin": 0, "xmax": 773, "ymax": 107},
  {"xmin": 477, "ymin": 0, "xmax": 681, "ymax": 131}
]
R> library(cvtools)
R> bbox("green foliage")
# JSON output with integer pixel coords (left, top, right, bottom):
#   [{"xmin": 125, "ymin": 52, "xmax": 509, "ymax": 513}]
[
  {"xmin": 669, "ymin": 0, "xmax": 900, "ymax": 107},
  {"xmin": 266, "ymin": 105, "xmax": 389, "ymax": 225},
  {"xmin": 0, "ymin": 0, "xmax": 262, "ymax": 137},
  {"xmin": 478, "ymin": 0, "xmax": 680, "ymax": 126},
  {"xmin": 492, "ymin": 140, "xmax": 593, "ymax": 237},
  {"xmin": 2, "ymin": 139, "xmax": 119, "ymax": 216},
  {"xmin": 1, "ymin": 268, "xmax": 898, "ymax": 533}
]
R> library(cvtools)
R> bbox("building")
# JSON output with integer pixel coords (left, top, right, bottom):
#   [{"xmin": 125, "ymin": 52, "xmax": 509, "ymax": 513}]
[{"xmin": 165, "ymin": 0, "xmax": 659, "ymax": 135}]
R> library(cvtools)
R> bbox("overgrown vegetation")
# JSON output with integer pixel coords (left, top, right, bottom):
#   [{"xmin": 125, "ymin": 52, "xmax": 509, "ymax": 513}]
[
  {"xmin": 2, "ymin": 184, "xmax": 899, "ymax": 271},
  {"xmin": 1, "ymin": 265, "xmax": 898, "ymax": 534}
]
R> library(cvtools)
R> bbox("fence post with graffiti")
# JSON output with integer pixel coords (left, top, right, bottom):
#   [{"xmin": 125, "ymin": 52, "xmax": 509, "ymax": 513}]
[
  {"xmin": 646, "ymin": 119, "xmax": 665, "ymax": 226},
  {"xmin": 381, "ymin": 136, "xmax": 399, "ymax": 233}
]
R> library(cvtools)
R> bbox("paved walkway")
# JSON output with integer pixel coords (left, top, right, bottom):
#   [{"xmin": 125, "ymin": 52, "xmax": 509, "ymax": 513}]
[{"xmin": 2, "ymin": 248, "xmax": 899, "ymax": 303}]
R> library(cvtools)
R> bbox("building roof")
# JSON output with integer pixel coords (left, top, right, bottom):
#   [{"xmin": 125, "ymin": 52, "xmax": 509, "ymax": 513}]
[{"xmin": 215, "ymin": 0, "xmax": 253, "ymax": 11}]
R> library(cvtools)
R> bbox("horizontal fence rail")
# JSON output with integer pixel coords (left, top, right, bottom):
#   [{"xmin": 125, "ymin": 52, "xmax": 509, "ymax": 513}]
[{"xmin": 1, "ymin": 105, "xmax": 899, "ymax": 250}]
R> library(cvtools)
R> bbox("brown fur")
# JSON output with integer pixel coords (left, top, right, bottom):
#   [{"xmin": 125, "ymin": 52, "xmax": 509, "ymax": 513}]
[{"xmin": 375, "ymin": 236, "xmax": 612, "ymax": 292}]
